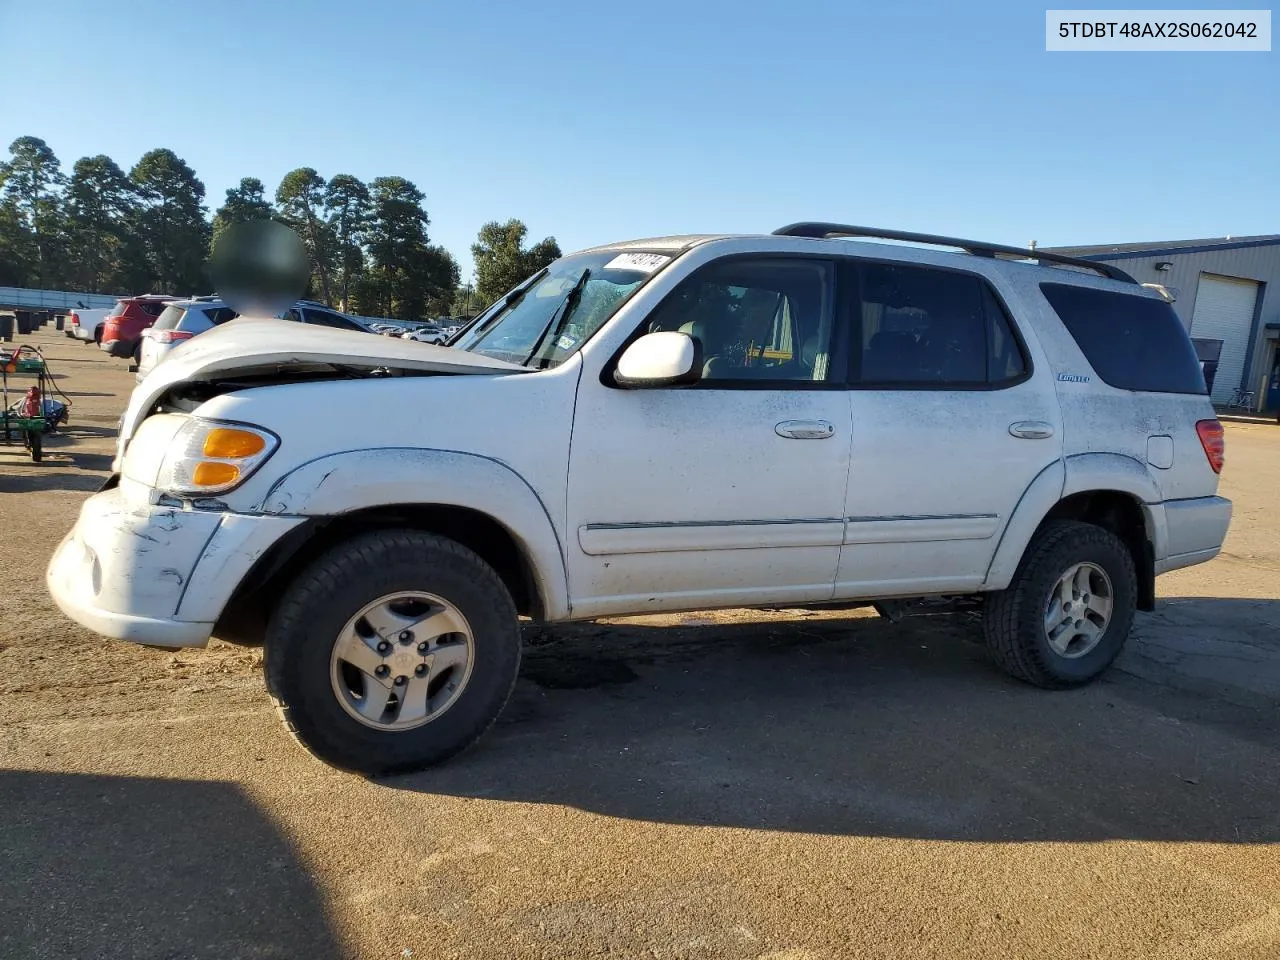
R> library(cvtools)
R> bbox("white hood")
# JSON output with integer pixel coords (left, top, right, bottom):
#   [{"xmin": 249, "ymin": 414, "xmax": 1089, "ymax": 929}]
[{"xmin": 118, "ymin": 317, "xmax": 525, "ymax": 451}]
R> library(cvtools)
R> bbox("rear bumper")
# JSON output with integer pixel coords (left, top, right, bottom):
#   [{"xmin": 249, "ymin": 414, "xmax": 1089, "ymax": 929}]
[
  {"xmin": 1153, "ymin": 495, "xmax": 1232, "ymax": 575},
  {"xmin": 101, "ymin": 338, "xmax": 135, "ymax": 358}
]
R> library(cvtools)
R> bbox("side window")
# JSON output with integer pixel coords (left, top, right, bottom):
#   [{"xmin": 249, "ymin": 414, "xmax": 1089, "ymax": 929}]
[
  {"xmin": 304, "ymin": 308, "xmax": 360, "ymax": 330},
  {"xmin": 644, "ymin": 258, "xmax": 835, "ymax": 383},
  {"xmin": 1040, "ymin": 283, "xmax": 1205, "ymax": 394},
  {"xmin": 284, "ymin": 309, "xmax": 303, "ymax": 323},
  {"xmin": 986, "ymin": 286, "xmax": 1028, "ymax": 383},
  {"xmin": 202, "ymin": 307, "xmax": 238, "ymax": 326},
  {"xmin": 853, "ymin": 262, "xmax": 1026, "ymax": 387}
]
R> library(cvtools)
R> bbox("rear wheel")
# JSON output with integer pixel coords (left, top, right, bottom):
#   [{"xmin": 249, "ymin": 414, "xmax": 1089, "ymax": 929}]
[
  {"xmin": 983, "ymin": 520, "xmax": 1136, "ymax": 688},
  {"xmin": 264, "ymin": 530, "xmax": 521, "ymax": 776},
  {"xmin": 128, "ymin": 341, "xmax": 141, "ymax": 373}
]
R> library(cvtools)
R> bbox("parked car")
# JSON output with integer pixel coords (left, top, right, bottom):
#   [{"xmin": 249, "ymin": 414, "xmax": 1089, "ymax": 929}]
[
  {"xmin": 136, "ymin": 297, "xmax": 376, "ymax": 381},
  {"xmin": 401, "ymin": 324, "xmax": 447, "ymax": 344},
  {"xmin": 136, "ymin": 297, "xmax": 239, "ymax": 381},
  {"xmin": 49, "ymin": 222, "xmax": 1232, "ymax": 777},
  {"xmin": 99, "ymin": 294, "xmax": 179, "ymax": 362},
  {"xmin": 67, "ymin": 308, "xmax": 114, "ymax": 344}
]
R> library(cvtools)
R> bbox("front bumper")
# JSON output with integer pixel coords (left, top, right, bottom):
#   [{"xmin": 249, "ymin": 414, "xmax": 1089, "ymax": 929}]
[{"xmin": 47, "ymin": 486, "xmax": 303, "ymax": 648}]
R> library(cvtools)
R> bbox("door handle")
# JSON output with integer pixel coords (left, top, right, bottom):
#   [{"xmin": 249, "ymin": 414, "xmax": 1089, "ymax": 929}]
[
  {"xmin": 1009, "ymin": 420, "xmax": 1055, "ymax": 440},
  {"xmin": 775, "ymin": 419, "xmax": 834, "ymax": 440}
]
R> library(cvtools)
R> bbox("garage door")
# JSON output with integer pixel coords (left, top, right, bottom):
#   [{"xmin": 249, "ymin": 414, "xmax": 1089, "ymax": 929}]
[{"xmin": 1189, "ymin": 274, "xmax": 1260, "ymax": 404}]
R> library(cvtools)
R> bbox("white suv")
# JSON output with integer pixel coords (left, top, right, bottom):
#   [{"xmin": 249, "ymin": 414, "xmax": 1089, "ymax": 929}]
[{"xmin": 47, "ymin": 223, "xmax": 1232, "ymax": 776}]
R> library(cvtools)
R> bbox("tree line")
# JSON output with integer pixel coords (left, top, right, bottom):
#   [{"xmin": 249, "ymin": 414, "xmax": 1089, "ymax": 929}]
[{"xmin": 0, "ymin": 135, "xmax": 562, "ymax": 320}]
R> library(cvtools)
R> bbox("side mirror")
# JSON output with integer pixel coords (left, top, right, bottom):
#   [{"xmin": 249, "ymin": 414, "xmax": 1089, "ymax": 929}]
[{"xmin": 614, "ymin": 332, "xmax": 702, "ymax": 388}]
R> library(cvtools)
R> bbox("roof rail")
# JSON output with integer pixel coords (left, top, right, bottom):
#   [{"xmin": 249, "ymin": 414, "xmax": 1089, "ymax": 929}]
[{"xmin": 771, "ymin": 222, "xmax": 1137, "ymax": 284}]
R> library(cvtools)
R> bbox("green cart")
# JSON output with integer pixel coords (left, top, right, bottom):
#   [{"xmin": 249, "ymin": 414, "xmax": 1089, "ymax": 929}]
[{"xmin": 2, "ymin": 345, "xmax": 61, "ymax": 463}]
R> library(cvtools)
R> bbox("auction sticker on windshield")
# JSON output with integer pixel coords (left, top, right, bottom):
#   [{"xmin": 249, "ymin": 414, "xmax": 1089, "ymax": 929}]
[{"xmin": 604, "ymin": 252, "xmax": 670, "ymax": 273}]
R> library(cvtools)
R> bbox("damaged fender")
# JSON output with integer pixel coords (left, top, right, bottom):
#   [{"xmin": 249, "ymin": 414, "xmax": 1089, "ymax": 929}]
[{"xmin": 255, "ymin": 447, "xmax": 570, "ymax": 619}]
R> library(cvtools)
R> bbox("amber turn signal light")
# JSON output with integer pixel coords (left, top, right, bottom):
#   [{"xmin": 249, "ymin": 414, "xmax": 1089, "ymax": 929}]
[{"xmin": 203, "ymin": 428, "xmax": 267, "ymax": 459}]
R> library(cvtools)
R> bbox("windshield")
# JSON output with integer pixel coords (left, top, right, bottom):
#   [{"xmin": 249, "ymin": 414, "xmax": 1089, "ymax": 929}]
[{"xmin": 452, "ymin": 250, "xmax": 671, "ymax": 367}]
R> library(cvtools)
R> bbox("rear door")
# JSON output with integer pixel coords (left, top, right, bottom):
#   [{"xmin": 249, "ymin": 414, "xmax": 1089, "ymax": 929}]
[{"xmin": 834, "ymin": 259, "xmax": 1062, "ymax": 597}]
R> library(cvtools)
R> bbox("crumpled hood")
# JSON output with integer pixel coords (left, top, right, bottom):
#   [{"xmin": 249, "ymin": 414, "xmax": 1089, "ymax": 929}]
[{"xmin": 117, "ymin": 316, "xmax": 525, "ymax": 452}]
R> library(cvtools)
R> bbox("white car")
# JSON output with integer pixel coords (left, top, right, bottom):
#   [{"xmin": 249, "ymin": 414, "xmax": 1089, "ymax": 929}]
[
  {"xmin": 401, "ymin": 325, "xmax": 447, "ymax": 344},
  {"xmin": 48, "ymin": 222, "xmax": 1231, "ymax": 776},
  {"xmin": 66, "ymin": 308, "xmax": 114, "ymax": 345}
]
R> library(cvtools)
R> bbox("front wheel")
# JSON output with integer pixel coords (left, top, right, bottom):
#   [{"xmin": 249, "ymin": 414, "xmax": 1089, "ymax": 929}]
[
  {"xmin": 983, "ymin": 520, "xmax": 1137, "ymax": 688},
  {"xmin": 264, "ymin": 530, "xmax": 522, "ymax": 776}
]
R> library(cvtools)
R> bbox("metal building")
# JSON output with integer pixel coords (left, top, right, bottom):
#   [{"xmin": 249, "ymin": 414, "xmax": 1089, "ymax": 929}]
[{"xmin": 1049, "ymin": 235, "xmax": 1280, "ymax": 414}]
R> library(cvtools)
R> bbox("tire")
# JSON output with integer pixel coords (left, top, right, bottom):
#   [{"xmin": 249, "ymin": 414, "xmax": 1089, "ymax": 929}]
[
  {"xmin": 983, "ymin": 520, "xmax": 1136, "ymax": 689},
  {"xmin": 128, "ymin": 341, "xmax": 141, "ymax": 373},
  {"xmin": 264, "ymin": 530, "xmax": 521, "ymax": 776}
]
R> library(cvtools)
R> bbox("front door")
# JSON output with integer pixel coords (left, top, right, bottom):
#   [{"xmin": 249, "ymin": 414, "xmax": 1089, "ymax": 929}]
[
  {"xmin": 565, "ymin": 257, "xmax": 853, "ymax": 618},
  {"xmin": 833, "ymin": 259, "xmax": 1063, "ymax": 597}
]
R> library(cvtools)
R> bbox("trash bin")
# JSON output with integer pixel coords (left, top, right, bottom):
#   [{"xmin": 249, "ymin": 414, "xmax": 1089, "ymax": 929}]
[
  {"xmin": 15, "ymin": 311, "xmax": 32, "ymax": 335},
  {"xmin": 55, "ymin": 315, "xmax": 65, "ymax": 331},
  {"xmin": 0, "ymin": 315, "xmax": 13, "ymax": 342}
]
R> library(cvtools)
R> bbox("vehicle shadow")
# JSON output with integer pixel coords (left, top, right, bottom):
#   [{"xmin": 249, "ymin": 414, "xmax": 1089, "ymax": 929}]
[
  {"xmin": 0, "ymin": 770, "xmax": 345, "ymax": 960},
  {"xmin": 388, "ymin": 600, "xmax": 1280, "ymax": 844}
]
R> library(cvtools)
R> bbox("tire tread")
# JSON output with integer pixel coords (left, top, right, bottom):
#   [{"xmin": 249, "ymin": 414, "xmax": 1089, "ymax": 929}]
[{"xmin": 984, "ymin": 520, "xmax": 1137, "ymax": 689}]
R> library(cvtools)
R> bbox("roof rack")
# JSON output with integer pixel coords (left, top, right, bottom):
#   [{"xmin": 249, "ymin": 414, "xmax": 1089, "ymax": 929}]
[{"xmin": 772, "ymin": 222, "xmax": 1137, "ymax": 284}]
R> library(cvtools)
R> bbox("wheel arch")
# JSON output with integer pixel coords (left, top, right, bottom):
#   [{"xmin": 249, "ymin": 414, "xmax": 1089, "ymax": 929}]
[
  {"xmin": 215, "ymin": 502, "xmax": 556, "ymax": 646},
  {"xmin": 987, "ymin": 483, "xmax": 1156, "ymax": 612},
  {"xmin": 215, "ymin": 447, "xmax": 571, "ymax": 645},
  {"xmin": 986, "ymin": 454, "xmax": 1161, "ymax": 610}
]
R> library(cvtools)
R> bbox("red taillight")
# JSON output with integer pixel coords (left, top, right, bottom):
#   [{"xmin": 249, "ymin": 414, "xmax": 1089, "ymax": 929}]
[
  {"xmin": 151, "ymin": 329, "xmax": 194, "ymax": 345},
  {"xmin": 70, "ymin": 312, "xmax": 80, "ymax": 327},
  {"xmin": 1196, "ymin": 419, "xmax": 1225, "ymax": 474}
]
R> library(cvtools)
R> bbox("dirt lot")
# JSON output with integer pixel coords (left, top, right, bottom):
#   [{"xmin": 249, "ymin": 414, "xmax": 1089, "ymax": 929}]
[{"xmin": 2, "ymin": 327, "xmax": 1278, "ymax": 960}]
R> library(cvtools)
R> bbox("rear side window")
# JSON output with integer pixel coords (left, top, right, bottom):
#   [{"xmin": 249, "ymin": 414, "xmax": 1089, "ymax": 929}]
[
  {"xmin": 853, "ymin": 262, "xmax": 1027, "ymax": 387},
  {"xmin": 1040, "ymin": 284, "xmax": 1207, "ymax": 394},
  {"xmin": 200, "ymin": 307, "xmax": 238, "ymax": 326},
  {"xmin": 153, "ymin": 304, "xmax": 186, "ymax": 330},
  {"xmin": 141, "ymin": 301, "xmax": 168, "ymax": 317},
  {"xmin": 304, "ymin": 308, "xmax": 362, "ymax": 330}
]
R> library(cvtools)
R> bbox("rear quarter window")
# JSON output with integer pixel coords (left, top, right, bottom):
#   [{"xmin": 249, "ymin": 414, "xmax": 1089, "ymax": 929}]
[
  {"xmin": 1039, "ymin": 283, "xmax": 1207, "ymax": 395},
  {"xmin": 153, "ymin": 305, "xmax": 187, "ymax": 330},
  {"xmin": 199, "ymin": 307, "xmax": 238, "ymax": 326}
]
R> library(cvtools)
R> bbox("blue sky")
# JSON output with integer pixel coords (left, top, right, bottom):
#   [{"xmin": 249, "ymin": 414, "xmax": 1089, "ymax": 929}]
[{"xmin": 1, "ymin": 0, "xmax": 1276, "ymax": 277}]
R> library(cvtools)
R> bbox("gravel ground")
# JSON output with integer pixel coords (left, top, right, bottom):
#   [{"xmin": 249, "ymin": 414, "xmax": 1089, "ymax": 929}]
[{"xmin": 1, "ymin": 327, "xmax": 1277, "ymax": 960}]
